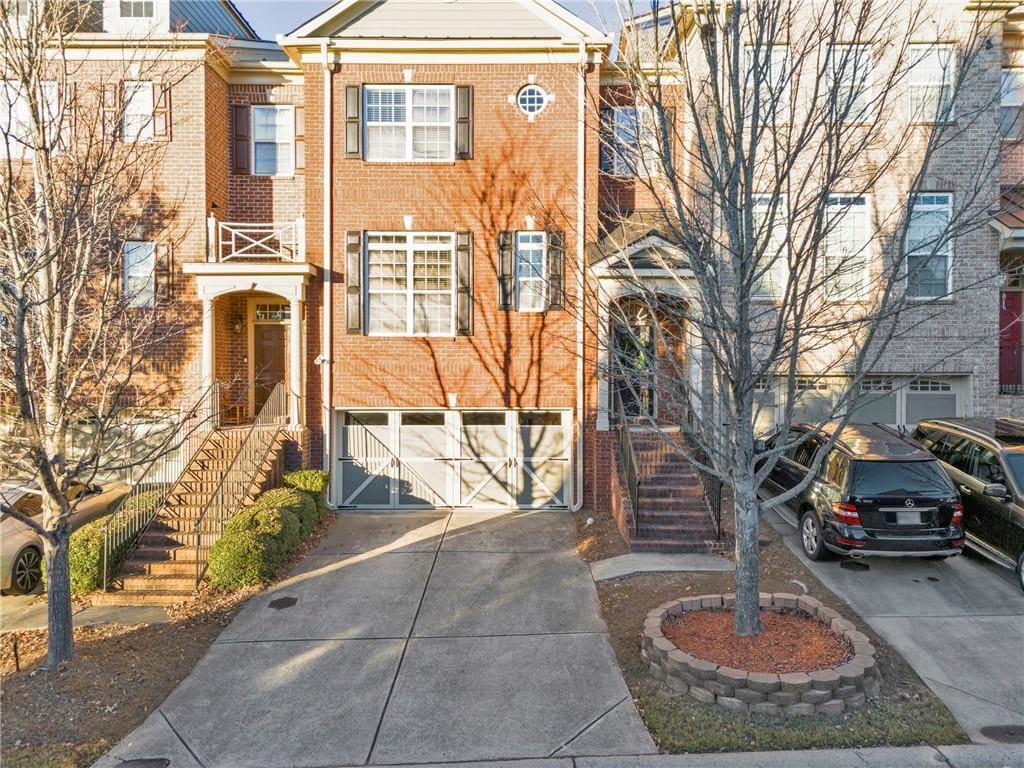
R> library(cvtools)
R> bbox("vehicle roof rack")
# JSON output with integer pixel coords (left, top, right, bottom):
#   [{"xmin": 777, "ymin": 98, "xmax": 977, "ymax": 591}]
[
  {"xmin": 995, "ymin": 418, "xmax": 1024, "ymax": 439},
  {"xmin": 872, "ymin": 422, "xmax": 922, "ymax": 448}
]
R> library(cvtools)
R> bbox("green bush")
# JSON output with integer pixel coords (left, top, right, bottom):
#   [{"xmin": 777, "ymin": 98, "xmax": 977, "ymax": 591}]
[
  {"xmin": 283, "ymin": 470, "xmax": 329, "ymax": 509},
  {"xmin": 208, "ymin": 530, "xmax": 273, "ymax": 588},
  {"xmin": 58, "ymin": 488, "xmax": 164, "ymax": 596},
  {"xmin": 253, "ymin": 487, "xmax": 317, "ymax": 538}
]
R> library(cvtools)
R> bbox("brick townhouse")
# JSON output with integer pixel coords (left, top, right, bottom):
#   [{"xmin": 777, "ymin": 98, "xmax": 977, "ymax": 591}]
[{"xmin": 6, "ymin": 0, "xmax": 1022, "ymax": 593}]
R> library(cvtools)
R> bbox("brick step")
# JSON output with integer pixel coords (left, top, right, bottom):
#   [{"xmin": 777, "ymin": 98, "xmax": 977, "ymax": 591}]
[
  {"xmin": 138, "ymin": 531, "xmax": 218, "ymax": 548},
  {"xmin": 636, "ymin": 511, "xmax": 711, "ymax": 524},
  {"xmin": 121, "ymin": 573, "xmax": 196, "ymax": 592},
  {"xmin": 91, "ymin": 589, "xmax": 192, "ymax": 607},
  {"xmin": 122, "ymin": 559, "xmax": 201, "ymax": 577},
  {"xmin": 636, "ymin": 496, "xmax": 707, "ymax": 509},
  {"xmin": 637, "ymin": 519, "xmax": 716, "ymax": 533},
  {"xmin": 132, "ymin": 544, "xmax": 193, "ymax": 561},
  {"xmin": 630, "ymin": 538, "xmax": 721, "ymax": 554}
]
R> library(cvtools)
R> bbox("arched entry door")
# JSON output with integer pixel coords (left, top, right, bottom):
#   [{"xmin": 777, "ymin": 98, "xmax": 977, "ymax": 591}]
[{"xmin": 611, "ymin": 300, "xmax": 657, "ymax": 419}]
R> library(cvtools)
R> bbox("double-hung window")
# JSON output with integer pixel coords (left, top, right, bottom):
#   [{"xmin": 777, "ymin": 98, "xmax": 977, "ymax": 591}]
[
  {"xmin": 600, "ymin": 106, "xmax": 666, "ymax": 176},
  {"xmin": 252, "ymin": 105, "xmax": 294, "ymax": 176},
  {"xmin": 908, "ymin": 44, "xmax": 956, "ymax": 123},
  {"xmin": 515, "ymin": 232, "xmax": 547, "ymax": 312},
  {"xmin": 906, "ymin": 193, "xmax": 952, "ymax": 299},
  {"xmin": 365, "ymin": 85, "xmax": 454, "ymax": 162},
  {"xmin": 1, "ymin": 80, "xmax": 58, "ymax": 158},
  {"xmin": 823, "ymin": 195, "xmax": 871, "ymax": 299},
  {"xmin": 745, "ymin": 45, "xmax": 790, "ymax": 124},
  {"xmin": 367, "ymin": 233, "xmax": 455, "ymax": 335},
  {"xmin": 122, "ymin": 81, "xmax": 154, "ymax": 143},
  {"xmin": 751, "ymin": 195, "xmax": 787, "ymax": 298},
  {"xmin": 828, "ymin": 44, "xmax": 873, "ymax": 122},
  {"xmin": 123, "ymin": 241, "xmax": 155, "ymax": 308}
]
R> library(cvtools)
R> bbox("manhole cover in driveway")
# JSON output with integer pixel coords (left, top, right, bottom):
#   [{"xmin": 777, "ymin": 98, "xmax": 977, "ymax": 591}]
[
  {"xmin": 268, "ymin": 596, "xmax": 298, "ymax": 610},
  {"xmin": 120, "ymin": 760, "xmax": 170, "ymax": 768},
  {"xmin": 980, "ymin": 725, "xmax": 1024, "ymax": 743}
]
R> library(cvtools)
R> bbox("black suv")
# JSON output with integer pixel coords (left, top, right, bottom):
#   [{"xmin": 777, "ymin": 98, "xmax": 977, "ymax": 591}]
[
  {"xmin": 913, "ymin": 418, "xmax": 1024, "ymax": 591},
  {"xmin": 761, "ymin": 423, "xmax": 964, "ymax": 561}
]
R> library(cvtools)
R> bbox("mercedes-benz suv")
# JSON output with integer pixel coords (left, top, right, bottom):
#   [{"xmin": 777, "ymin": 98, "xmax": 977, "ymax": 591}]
[{"xmin": 761, "ymin": 423, "xmax": 964, "ymax": 560}]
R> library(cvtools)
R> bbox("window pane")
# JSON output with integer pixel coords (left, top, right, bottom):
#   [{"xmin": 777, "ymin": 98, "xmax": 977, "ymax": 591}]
[
  {"xmin": 516, "ymin": 232, "xmax": 546, "ymax": 311},
  {"xmin": 830, "ymin": 45, "xmax": 872, "ymax": 121},
  {"xmin": 909, "ymin": 45, "xmax": 955, "ymax": 122},
  {"xmin": 367, "ymin": 293, "xmax": 407, "ymax": 334},
  {"xmin": 366, "ymin": 125, "xmax": 406, "ymax": 161},
  {"xmin": 123, "ymin": 241, "xmax": 155, "ymax": 308},
  {"xmin": 122, "ymin": 82, "xmax": 153, "ymax": 142},
  {"xmin": 365, "ymin": 88, "xmax": 406, "ymax": 122},
  {"xmin": 824, "ymin": 196, "xmax": 869, "ymax": 298},
  {"xmin": 412, "ymin": 293, "xmax": 451, "ymax": 335},
  {"xmin": 412, "ymin": 125, "xmax": 451, "ymax": 160},
  {"xmin": 752, "ymin": 196, "xmax": 786, "ymax": 297},
  {"xmin": 411, "ymin": 88, "xmax": 450, "ymax": 123}
]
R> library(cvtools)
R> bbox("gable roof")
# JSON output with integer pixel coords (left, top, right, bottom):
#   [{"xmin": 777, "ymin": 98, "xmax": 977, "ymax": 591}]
[
  {"xmin": 171, "ymin": 0, "xmax": 259, "ymax": 40},
  {"xmin": 288, "ymin": 0, "xmax": 608, "ymax": 42},
  {"xmin": 590, "ymin": 209, "xmax": 684, "ymax": 267}
]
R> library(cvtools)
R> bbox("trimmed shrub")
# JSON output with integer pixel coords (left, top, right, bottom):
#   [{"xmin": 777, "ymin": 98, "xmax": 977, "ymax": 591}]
[
  {"xmin": 58, "ymin": 488, "xmax": 164, "ymax": 596},
  {"xmin": 253, "ymin": 487, "xmax": 317, "ymax": 538},
  {"xmin": 283, "ymin": 470, "xmax": 329, "ymax": 510},
  {"xmin": 208, "ymin": 530, "xmax": 272, "ymax": 588}
]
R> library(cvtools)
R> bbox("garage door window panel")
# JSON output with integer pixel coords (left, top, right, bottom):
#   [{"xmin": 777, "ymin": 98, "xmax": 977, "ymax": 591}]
[{"xmin": 398, "ymin": 412, "xmax": 450, "ymax": 506}]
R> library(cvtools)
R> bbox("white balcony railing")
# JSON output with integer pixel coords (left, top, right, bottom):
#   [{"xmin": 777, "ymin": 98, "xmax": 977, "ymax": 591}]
[{"xmin": 207, "ymin": 216, "xmax": 305, "ymax": 263}]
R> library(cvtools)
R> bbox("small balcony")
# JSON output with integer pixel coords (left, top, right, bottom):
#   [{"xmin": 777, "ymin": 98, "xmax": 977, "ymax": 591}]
[
  {"xmin": 1000, "ymin": 345, "xmax": 1024, "ymax": 396},
  {"xmin": 207, "ymin": 216, "xmax": 305, "ymax": 264}
]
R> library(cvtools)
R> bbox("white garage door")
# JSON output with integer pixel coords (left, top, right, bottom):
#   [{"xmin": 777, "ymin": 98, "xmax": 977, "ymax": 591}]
[{"xmin": 335, "ymin": 410, "xmax": 570, "ymax": 509}]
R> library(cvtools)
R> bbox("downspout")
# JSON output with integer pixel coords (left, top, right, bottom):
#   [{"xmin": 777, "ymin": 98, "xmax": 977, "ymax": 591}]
[
  {"xmin": 321, "ymin": 41, "xmax": 334, "ymax": 493},
  {"xmin": 571, "ymin": 38, "xmax": 587, "ymax": 512}
]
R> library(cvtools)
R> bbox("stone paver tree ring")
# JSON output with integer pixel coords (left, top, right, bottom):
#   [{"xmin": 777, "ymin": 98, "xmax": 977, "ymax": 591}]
[{"xmin": 640, "ymin": 593, "xmax": 880, "ymax": 716}]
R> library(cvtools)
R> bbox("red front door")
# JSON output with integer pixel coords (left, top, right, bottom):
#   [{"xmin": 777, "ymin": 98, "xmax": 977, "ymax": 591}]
[{"xmin": 1000, "ymin": 290, "xmax": 1023, "ymax": 390}]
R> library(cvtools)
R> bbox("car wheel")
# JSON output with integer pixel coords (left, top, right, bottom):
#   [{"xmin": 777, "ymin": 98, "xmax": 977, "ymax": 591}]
[
  {"xmin": 9, "ymin": 547, "xmax": 42, "ymax": 595},
  {"xmin": 800, "ymin": 511, "xmax": 827, "ymax": 561},
  {"xmin": 1016, "ymin": 551, "xmax": 1024, "ymax": 593}
]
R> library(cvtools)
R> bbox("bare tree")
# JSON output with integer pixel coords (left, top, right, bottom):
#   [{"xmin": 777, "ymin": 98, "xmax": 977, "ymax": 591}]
[
  {"xmin": 0, "ymin": 0, "xmax": 203, "ymax": 665},
  {"xmin": 594, "ymin": 0, "xmax": 1008, "ymax": 635}
]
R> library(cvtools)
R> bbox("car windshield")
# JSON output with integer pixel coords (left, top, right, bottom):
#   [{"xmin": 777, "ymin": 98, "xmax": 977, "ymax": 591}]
[
  {"xmin": 1006, "ymin": 454, "xmax": 1024, "ymax": 492},
  {"xmin": 849, "ymin": 460, "xmax": 953, "ymax": 497}
]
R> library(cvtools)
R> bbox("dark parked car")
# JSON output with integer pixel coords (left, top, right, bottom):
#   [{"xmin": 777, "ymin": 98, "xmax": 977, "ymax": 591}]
[
  {"xmin": 760, "ymin": 423, "xmax": 964, "ymax": 561},
  {"xmin": 913, "ymin": 418, "xmax": 1024, "ymax": 591}
]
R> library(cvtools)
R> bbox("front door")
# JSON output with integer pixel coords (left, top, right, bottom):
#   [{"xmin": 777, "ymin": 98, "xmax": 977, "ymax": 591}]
[
  {"xmin": 254, "ymin": 324, "xmax": 285, "ymax": 414},
  {"xmin": 1000, "ymin": 290, "xmax": 1023, "ymax": 391}
]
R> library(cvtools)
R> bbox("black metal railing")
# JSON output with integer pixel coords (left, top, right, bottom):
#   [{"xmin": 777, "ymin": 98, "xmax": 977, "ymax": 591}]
[
  {"xmin": 1000, "ymin": 345, "xmax": 1024, "ymax": 395},
  {"xmin": 681, "ymin": 395, "xmax": 724, "ymax": 540},
  {"xmin": 614, "ymin": 394, "xmax": 641, "ymax": 536}
]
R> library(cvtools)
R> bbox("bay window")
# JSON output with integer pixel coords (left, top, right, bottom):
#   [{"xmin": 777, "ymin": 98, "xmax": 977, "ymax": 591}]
[
  {"xmin": 365, "ymin": 85, "xmax": 454, "ymax": 162},
  {"xmin": 906, "ymin": 193, "xmax": 952, "ymax": 299},
  {"xmin": 367, "ymin": 233, "xmax": 455, "ymax": 335}
]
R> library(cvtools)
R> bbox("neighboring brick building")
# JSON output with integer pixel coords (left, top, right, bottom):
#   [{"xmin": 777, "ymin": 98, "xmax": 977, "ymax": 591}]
[{"xmin": 17, "ymin": 0, "xmax": 1018, "ymax": 526}]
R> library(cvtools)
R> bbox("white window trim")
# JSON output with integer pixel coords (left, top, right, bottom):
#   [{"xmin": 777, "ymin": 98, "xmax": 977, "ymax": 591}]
[
  {"xmin": 828, "ymin": 44, "xmax": 874, "ymax": 123},
  {"xmin": 908, "ymin": 43, "xmax": 956, "ymax": 124},
  {"xmin": 365, "ymin": 231, "xmax": 456, "ymax": 337},
  {"xmin": 751, "ymin": 194, "xmax": 788, "ymax": 300},
  {"xmin": 251, "ymin": 104, "xmax": 295, "ymax": 178},
  {"xmin": 1002, "ymin": 68, "xmax": 1024, "ymax": 107},
  {"xmin": 515, "ymin": 230, "xmax": 547, "ymax": 312},
  {"xmin": 823, "ymin": 193, "xmax": 872, "ymax": 301},
  {"xmin": 123, "ymin": 240, "xmax": 156, "ymax": 309},
  {"xmin": 905, "ymin": 192, "xmax": 954, "ymax": 301},
  {"xmin": 364, "ymin": 84, "xmax": 456, "ymax": 164}
]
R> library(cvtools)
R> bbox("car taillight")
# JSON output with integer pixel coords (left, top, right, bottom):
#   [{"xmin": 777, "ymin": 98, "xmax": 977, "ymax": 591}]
[
  {"xmin": 832, "ymin": 502, "xmax": 861, "ymax": 525},
  {"xmin": 950, "ymin": 503, "xmax": 963, "ymax": 526},
  {"xmin": 835, "ymin": 535, "xmax": 865, "ymax": 548}
]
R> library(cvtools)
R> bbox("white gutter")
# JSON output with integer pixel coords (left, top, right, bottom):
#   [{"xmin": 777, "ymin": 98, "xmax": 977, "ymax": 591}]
[
  {"xmin": 571, "ymin": 39, "xmax": 587, "ymax": 512},
  {"xmin": 320, "ymin": 41, "xmax": 334, "ymax": 494}
]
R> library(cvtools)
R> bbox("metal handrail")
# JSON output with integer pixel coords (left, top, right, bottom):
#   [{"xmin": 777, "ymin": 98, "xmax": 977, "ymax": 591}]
[
  {"xmin": 683, "ymin": 395, "xmax": 724, "ymax": 541},
  {"xmin": 101, "ymin": 384, "xmax": 219, "ymax": 591},
  {"xmin": 614, "ymin": 393, "xmax": 641, "ymax": 537},
  {"xmin": 191, "ymin": 382, "xmax": 287, "ymax": 589}
]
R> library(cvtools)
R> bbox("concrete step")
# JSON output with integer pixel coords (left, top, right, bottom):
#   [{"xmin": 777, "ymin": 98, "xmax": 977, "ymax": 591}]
[
  {"xmin": 630, "ymin": 538, "xmax": 722, "ymax": 554},
  {"xmin": 122, "ymin": 558, "xmax": 201, "ymax": 577}
]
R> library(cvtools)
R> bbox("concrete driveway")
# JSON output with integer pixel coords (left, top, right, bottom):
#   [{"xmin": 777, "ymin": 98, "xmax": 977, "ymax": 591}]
[
  {"xmin": 97, "ymin": 510, "xmax": 655, "ymax": 768},
  {"xmin": 768, "ymin": 513, "xmax": 1024, "ymax": 744}
]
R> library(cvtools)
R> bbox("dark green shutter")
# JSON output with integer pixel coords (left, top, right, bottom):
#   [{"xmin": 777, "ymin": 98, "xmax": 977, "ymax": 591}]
[
  {"xmin": 546, "ymin": 230, "xmax": 565, "ymax": 311},
  {"xmin": 456, "ymin": 232, "xmax": 472, "ymax": 335},
  {"xmin": 498, "ymin": 231, "xmax": 514, "ymax": 310},
  {"xmin": 345, "ymin": 85, "xmax": 362, "ymax": 159},
  {"xmin": 456, "ymin": 85, "xmax": 473, "ymax": 159},
  {"xmin": 345, "ymin": 231, "xmax": 363, "ymax": 334}
]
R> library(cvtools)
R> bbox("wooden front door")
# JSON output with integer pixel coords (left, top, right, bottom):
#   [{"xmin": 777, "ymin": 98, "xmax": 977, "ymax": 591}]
[{"xmin": 254, "ymin": 324, "xmax": 285, "ymax": 414}]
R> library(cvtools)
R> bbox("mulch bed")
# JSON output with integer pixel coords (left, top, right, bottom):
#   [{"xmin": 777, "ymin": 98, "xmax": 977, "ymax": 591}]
[{"xmin": 662, "ymin": 607, "xmax": 851, "ymax": 674}]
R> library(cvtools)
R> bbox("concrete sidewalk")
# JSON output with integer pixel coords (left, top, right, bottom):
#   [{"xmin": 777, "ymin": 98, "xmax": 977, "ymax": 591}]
[
  {"xmin": 0, "ymin": 594, "xmax": 168, "ymax": 631},
  {"xmin": 95, "ymin": 510, "xmax": 656, "ymax": 767}
]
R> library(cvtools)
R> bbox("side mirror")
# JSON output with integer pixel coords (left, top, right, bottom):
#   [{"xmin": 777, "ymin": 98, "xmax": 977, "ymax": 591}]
[{"xmin": 983, "ymin": 483, "xmax": 1009, "ymax": 499}]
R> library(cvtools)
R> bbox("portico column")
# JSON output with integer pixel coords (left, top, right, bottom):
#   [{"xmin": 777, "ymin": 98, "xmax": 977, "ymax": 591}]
[
  {"xmin": 201, "ymin": 298, "xmax": 214, "ymax": 393},
  {"xmin": 289, "ymin": 297, "xmax": 303, "ymax": 428}
]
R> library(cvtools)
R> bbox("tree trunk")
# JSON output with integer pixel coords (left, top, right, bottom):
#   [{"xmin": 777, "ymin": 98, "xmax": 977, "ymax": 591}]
[
  {"xmin": 732, "ymin": 470, "xmax": 763, "ymax": 637},
  {"xmin": 42, "ymin": 532, "xmax": 74, "ymax": 667}
]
